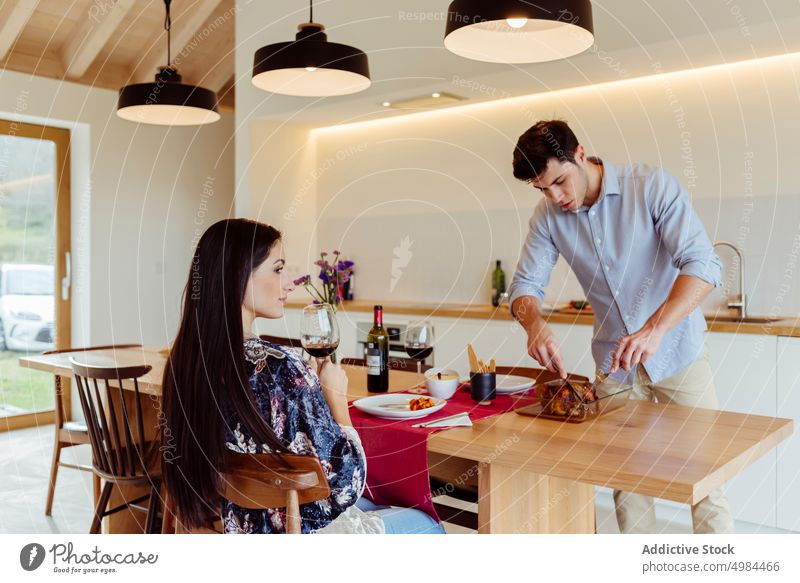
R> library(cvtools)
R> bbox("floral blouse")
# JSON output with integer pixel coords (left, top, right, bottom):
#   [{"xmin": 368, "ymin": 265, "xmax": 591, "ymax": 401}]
[{"xmin": 221, "ymin": 338, "xmax": 367, "ymax": 533}]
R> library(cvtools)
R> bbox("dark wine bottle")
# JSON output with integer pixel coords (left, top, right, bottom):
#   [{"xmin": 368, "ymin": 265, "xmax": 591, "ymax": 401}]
[
  {"xmin": 366, "ymin": 305, "xmax": 389, "ymax": 393},
  {"xmin": 491, "ymin": 260, "xmax": 506, "ymax": 307}
]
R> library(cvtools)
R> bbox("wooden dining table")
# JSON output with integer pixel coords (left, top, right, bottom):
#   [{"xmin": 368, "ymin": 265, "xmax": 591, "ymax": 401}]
[{"xmin": 20, "ymin": 345, "xmax": 793, "ymax": 534}]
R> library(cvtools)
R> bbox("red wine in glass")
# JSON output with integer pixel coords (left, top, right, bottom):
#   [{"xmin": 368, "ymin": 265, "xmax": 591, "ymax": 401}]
[
  {"xmin": 404, "ymin": 321, "xmax": 434, "ymax": 374},
  {"xmin": 304, "ymin": 342, "xmax": 340, "ymax": 359},
  {"xmin": 301, "ymin": 304, "xmax": 340, "ymax": 363},
  {"xmin": 405, "ymin": 345, "xmax": 433, "ymax": 360}
]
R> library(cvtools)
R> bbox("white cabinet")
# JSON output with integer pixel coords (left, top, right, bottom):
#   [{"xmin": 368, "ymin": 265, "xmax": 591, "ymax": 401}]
[
  {"xmin": 427, "ymin": 317, "xmax": 529, "ymax": 374},
  {"xmin": 550, "ymin": 323, "xmax": 595, "ymax": 378},
  {"xmin": 706, "ymin": 332, "xmax": 778, "ymax": 528},
  {"xmin": 777, "ymin": 336, "xmax": 800, "ymax": 532}
]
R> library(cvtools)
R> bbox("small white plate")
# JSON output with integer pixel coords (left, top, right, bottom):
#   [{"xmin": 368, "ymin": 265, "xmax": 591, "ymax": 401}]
[
  {"xmin": 353, "ymin": 393, "xmax": 446, "ymax": 420},
  {"xmin": 495, "ymin": 374, "xmax": 535, "ymax": 394}
]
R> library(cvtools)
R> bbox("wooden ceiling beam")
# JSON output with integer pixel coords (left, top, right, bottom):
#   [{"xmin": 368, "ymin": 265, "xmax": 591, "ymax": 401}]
[
  {"xmin": 0, "ymin": 0, "xmax": 38, "ymax": 61},
  {"xmin": 133, "ymin": 0, "xmax": 225, "ymax": 83},
  {"xmin": 62, "ymin": 0, "xmax": 137, "ymax": 79}
]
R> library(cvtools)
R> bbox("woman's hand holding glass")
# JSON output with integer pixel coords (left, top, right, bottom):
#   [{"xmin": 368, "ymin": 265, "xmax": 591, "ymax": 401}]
[{"xmin": 317, "ymin": 358, "xmax": 351, "ymax": 426}]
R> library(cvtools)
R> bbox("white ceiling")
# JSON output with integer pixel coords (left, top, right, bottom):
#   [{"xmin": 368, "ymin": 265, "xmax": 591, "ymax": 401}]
[{"xmin": 235, "ymin": 0, "xmax": 800, "ymax": 126}]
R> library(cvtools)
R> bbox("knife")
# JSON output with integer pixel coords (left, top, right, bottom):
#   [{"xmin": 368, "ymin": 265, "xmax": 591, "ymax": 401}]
[{"xmin": 412, "ymin": 412, "xmax": 470, "ymax": 428}]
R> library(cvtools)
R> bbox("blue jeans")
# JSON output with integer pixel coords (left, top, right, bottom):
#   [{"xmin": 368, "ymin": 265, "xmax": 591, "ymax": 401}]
[{"xmin": 355, "ymin": 497, "xmax": 445, "ymax": 534}]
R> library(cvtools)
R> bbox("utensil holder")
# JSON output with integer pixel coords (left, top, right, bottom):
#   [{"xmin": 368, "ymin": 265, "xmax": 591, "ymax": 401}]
[{"xmin": 470, "ymin": 372, "xmax": 496, "ymax": 402}]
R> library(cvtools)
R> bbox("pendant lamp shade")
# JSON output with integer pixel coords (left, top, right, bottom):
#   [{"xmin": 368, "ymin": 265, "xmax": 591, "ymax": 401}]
[
  {"xmin": 252, "ymin": 22, "xmax": 371, "ymax": 97},
  {"xmin": 444, "ymin": 0, "xmax": 594, "ymax": 64},
  {"xmin": 117, "ymin": 68, "xmax": 220, "ymax": 126},
  {"xmin": 116, "ymin": 0, "xmax": 219, "ymax": 126}
]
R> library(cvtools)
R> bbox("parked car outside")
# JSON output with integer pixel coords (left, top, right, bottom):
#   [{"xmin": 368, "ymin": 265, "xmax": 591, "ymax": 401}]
[{"xmin": 0, "ymin": 263, "xmax": 55, "ymax": 352}]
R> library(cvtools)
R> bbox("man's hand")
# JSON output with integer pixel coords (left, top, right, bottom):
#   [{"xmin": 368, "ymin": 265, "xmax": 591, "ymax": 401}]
[
  {"xmin": 610, "ymin": 323, "xmax": 666, "ymax": 373},
  {"xmin": 610, "ymin": 275, "xmax": 714, "ymax": 373},
  {"xmin": 512, "ymin": 296, "xmax": 568, "ymax": 379},
  {"xmin": 526, "ymin": 324, "xmax": 567, "ymax": 379}
]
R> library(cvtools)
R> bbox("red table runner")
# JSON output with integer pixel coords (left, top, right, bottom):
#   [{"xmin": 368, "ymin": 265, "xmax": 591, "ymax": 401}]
[{"xmin": 349, "ymin": 384, "xmax": 527, "ymax": 522}]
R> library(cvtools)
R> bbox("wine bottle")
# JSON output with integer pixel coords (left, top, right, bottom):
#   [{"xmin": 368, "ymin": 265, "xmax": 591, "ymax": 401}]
[
  {"xmin": 491, "ymin": 260, "xmax": 506, "ymax": 307},
  {"xmin": 366, "ymin": 305, "xmax": 389, "ymax": 393}
]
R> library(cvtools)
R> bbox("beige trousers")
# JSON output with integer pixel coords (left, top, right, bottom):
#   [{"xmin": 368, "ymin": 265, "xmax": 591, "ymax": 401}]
[{"xmin": 596, "ymin": 350, "xmax": 735, "ymax": 534}]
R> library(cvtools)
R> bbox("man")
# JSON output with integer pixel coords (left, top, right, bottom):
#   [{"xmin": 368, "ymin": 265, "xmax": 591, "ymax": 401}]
[{"xmin": 507, "ymin": 119, "xmax": 734, "ymax": 534}]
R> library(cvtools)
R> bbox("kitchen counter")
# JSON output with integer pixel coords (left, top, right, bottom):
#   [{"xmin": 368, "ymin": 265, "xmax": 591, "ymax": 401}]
[{"xmin": 286, "ymin": 299, "xmax": 800, "ymax": 338}]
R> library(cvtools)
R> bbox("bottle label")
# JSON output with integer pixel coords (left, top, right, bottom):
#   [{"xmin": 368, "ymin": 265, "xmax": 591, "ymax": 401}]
[{"xmin": 366, "ymin": 347, "xmax": 382, "ymax": 375}]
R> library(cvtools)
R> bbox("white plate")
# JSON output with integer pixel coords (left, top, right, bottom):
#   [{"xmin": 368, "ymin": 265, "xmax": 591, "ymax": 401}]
[
  {"xmin": 495, "ymin": 374, "xmax": 535, "ymax": 394},
  {"xmin": 353, "ymin": 393, "xmax": 446, "ymax": 420}
]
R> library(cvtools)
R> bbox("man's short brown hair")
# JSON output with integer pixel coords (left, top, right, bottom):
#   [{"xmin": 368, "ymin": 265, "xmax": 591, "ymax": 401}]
[{"xmin": 512, "ymin": 119, "xmax": 580, "ymax": 182}]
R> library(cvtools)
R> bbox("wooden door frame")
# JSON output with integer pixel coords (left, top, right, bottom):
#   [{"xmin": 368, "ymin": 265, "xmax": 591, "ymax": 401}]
[{"xmin": 0, "ymin": 119, "xmax": 71, "ymax": 431}]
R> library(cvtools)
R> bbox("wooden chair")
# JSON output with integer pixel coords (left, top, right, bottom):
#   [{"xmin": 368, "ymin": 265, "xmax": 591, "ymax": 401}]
[
  {"xmin": 162, "ymin": 452, "xmax": 330, "ymax": 534},
  {"xmin": 44, "ymin": 344, "xmax": 141, "ymax": 516},
  {"xmin": 429, "ymin": 366, "xmax": 591, "ymax": 531},
  {"xmin": 70, "ymin": 358, "xmax": 162, "ymax": 534}
]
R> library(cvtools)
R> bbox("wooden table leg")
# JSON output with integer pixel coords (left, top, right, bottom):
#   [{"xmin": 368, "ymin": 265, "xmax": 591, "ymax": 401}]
[{"xmin": 477, "ymin": 462, "xmax": 595, "ymax": 533}]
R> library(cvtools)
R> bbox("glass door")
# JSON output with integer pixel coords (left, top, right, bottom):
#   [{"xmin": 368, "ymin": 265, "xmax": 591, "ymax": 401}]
[{"xmin": 0, "ymin": 119, "xmax": 71, "ymax": 431}]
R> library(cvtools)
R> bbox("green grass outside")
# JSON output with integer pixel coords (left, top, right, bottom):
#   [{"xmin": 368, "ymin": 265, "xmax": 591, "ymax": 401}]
[{"xmin": 0, "ymin": 350, "xmax": 53, "ymax": 414}]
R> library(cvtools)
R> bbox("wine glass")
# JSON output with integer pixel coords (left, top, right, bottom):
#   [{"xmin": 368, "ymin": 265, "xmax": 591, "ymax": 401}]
[
  {"xmin": 300, "ymin": 304, "xmax": 340, "ymax": 363},
  {"xmin": 404, "ymin": 321, "xmax": 434, "ymax": 374}
]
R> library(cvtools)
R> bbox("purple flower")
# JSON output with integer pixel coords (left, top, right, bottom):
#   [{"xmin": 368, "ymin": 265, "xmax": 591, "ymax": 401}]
[{"xmin": 293, "ymin": 275, "xmax": 311, "ymax": 286}]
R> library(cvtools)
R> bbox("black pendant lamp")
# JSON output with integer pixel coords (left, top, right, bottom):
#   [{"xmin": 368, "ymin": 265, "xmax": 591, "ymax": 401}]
[
  {"xmin": 117, "ymin": 0, "xmax": 220, "ymax": 126},
  {"xmin": 444, "ymin": 0, "xmax": 594, "ymax": 64},
  {"xmin": 252, "ymin": 0, "xmax": 371, "ymax": 97}
]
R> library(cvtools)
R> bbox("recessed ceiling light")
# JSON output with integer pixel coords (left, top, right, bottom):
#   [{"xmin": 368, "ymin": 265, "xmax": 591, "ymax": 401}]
[{"xmin": 380, "ymin": 92, "xmax": 467, "ymax": 110}]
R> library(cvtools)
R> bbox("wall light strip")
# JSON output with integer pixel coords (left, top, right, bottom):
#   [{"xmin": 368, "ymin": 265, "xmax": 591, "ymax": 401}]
[{"xmin": 313, "ymin": 51, "xmax": 800, "ymax": 135}]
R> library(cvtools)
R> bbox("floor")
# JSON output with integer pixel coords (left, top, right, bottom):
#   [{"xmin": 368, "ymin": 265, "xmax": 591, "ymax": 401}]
[{"xmin": 0, "ymin": 425, "xmax": 791, "ymax": 535}]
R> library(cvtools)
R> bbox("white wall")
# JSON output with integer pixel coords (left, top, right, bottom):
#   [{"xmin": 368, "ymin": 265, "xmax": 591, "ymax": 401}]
[
  {"xmin": 0, "ymin": 69, "xmax": 236, "ymax": 350},
  {"xmin": 307, "ymin": 53, "xmax": 800, "ymax": 316},
  {"xmin": 244, "ymin": 119, "xmax": 318, "ymax": 283}
]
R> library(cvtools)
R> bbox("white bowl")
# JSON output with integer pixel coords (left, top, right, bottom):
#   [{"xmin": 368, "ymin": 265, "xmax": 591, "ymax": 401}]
[{"xmin": 425, "ymin": 368, "xmax": 460, "ymax": 399}]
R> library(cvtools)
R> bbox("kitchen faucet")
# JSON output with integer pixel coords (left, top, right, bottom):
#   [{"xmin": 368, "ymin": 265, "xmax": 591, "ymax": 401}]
[{"xmin": 712, "ymin": 241, "xmax": 747, "ymax": 320}]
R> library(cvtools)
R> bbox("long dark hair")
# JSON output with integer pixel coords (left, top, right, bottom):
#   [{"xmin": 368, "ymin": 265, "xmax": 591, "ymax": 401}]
[{"xmin": 162, "ymin": 218, "xmax": 287, "ymax": 529}]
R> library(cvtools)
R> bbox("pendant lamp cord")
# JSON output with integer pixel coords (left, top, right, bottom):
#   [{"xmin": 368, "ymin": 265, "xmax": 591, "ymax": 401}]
[
  {"xmin": 309, "ymin": 0, "xmax": 313, "ymax": 23},
  {"xmin": 164, "ymin": 0, "xmax": 173, "ymax": 67}
]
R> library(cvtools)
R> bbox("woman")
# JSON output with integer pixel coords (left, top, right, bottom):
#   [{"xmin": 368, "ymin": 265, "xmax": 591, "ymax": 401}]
[{"xmin": 162, "ymin": 218, "xmax": 443, "ymax": 534}]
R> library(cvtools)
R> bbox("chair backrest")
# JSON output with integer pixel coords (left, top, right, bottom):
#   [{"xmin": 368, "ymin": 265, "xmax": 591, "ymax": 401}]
[
  {"xmin": 258, "ymin": 334, "xmax": 303, "ymax": 349},
  {"xmin": 43, "ymin": 344, "xmax": 142, "ymax": 428},
  {"xmin": 221, "ymin": 451, "xmax": 330, "ymax": 506},
  {"xmin": 69, "ymin": 358, "xmax": 153, "ymax": 481},
  {"xmin": 341, "ymin": 357, "xmax": 431, "ymax": 372},
  {"xmin": 495, "ymin": 365, "xmax": 590, "ymax": 384},
  {"xmin": 222, "ymin": 452, "xmax": 330, "ymax": 534}
]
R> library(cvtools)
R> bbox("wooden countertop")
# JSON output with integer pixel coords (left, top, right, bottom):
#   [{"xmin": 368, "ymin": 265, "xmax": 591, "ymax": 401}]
[{"xmin": 286, "ymin": 299, "xmax": 800, "ymax": 338}]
